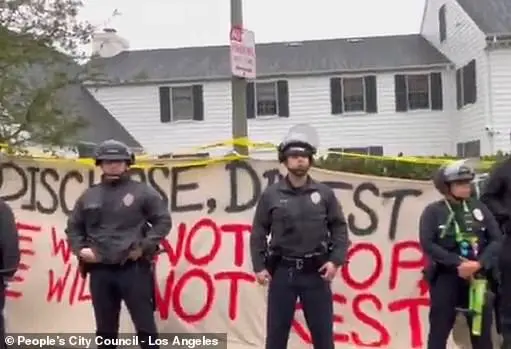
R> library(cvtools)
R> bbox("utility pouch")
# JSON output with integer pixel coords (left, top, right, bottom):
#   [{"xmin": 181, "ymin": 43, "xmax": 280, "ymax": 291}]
[
  {"xmin": 265, "ymin": 252, "xmax": 281, "ymax": 276},
  {"xmin": 78, "ymin": 258, "xmax": 90, "ymax": 278},
  {"xmin": 422, "ymin": 261, "xmax": 438, "ymax": 284}
]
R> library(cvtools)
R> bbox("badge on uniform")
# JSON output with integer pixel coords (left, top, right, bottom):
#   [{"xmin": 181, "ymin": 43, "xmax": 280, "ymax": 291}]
[
  {"xmin": 472, "ymin": 208, "xmax": 484, "ymax": 221},
  {"xmin": 123, "ymin": 193, "xmax": 134, "ymax": 207},
  {"xmin": 310, "ymin": 192, "xmax": 321, "ymax": 204}
]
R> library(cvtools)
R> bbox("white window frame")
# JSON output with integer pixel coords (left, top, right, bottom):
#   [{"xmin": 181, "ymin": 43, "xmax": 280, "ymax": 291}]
[
  {"xmin": 405, "ymin": 74, "xmax": 431, "ymax": 110},
  {"xmin": 170, "ymin": 85, "xmax": 194, "ymax": 122},
  {"xmin": 255, "ymin": 81, "xmax": 278, "ymax": 117},
  {"xmin": 342, "ymin": 77, "xmax": 366, "ymax": 113}
]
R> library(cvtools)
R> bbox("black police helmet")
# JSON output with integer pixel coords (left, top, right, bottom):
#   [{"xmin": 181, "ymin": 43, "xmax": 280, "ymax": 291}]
[
  {"xmin": 433, "ymin": 159, "xmax": 475, "ymax": 195},
  {"xmin": 277, "ymin": 139, "xmax": 316, "ymax": 163},
  {"xmin": 94, "ymin": 139, "xmax": 135, "ymax": 166}
]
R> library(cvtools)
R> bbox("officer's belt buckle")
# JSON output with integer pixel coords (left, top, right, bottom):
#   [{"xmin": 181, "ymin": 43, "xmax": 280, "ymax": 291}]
[{"xmin": 295, "ymin": 259, "xmax": 303, "ymax": 270}]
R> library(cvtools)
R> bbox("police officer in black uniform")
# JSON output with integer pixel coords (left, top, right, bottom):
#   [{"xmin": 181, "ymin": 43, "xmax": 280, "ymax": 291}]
[
  {"xmin": 250, "ymin": 131, "xmax": 349, "ymax": 349},
  {"xmin": 480, "ymin": 158, "xmax": 511, "ymax": 348},
  {"xmin": 0, "ymin": 196, "xmax": 20, "ymax": 347},
  {"xmin": 65, "ymin": 140, "xmax": 172, "ymax": 349},
  {"xmin": 419, "ymin": 159, "xmax": 502, "ymax": 349}
]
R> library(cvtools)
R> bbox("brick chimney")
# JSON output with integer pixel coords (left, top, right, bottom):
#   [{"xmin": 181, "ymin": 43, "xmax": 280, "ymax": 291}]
[{"xmin": 92, "ymin": 28, "xmax": 129, "ymax": 58}]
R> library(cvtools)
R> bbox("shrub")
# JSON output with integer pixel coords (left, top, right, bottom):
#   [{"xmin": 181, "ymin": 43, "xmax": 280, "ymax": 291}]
[{"xmin": 314, "ymin": 152, "xmax": 507, "ymax": 180}]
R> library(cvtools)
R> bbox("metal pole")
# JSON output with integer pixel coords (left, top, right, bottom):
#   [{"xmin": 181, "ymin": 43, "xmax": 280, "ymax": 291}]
[{"xmin": 230, "ymin": 0, "xmax": 248, "ymax": 155}]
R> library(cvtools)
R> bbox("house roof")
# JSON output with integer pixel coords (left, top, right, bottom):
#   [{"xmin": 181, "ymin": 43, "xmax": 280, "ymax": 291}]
[
  {"xmin": 89, "ymin": 34, "xmax": 451, "ymax": 85},
  {"xmin": 457, "ymin": 0, "xmax": 511, "ymax": 34},
  {"xmin": 60, "ymin": 85, "xmax": 142, "ymax": 148}
]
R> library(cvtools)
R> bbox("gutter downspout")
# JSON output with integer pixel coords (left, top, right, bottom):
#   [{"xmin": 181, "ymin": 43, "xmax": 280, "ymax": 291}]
[{"xmin": 485, "ymin": 36, "xmax": 496, "ymax": 154}]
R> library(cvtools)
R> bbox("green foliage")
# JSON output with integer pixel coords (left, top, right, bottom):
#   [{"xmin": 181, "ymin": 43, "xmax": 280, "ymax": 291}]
[
  {"xmin": 0, "ymin": 0, "xmax": 95, "ymax": 150},
  {"xmin": 315, "ymin": 153, "xmax": 504, "ymax": 180}
]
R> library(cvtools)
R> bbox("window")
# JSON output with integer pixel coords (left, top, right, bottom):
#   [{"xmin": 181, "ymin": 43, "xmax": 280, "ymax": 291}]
[
  {"xmin": 246, "ymin": 80, "xmax": 289, "ymax": 118},
  {"xmin": 456, "ymin": 60, "xmax": 477, "ymax": 109},
  {"xmin": 328, "ymin": 146, "xmax": 384, "ymax": 156},
  {"xmin": 330, "ymin": 76, "xmax": 377, "ymax": 114},
  {"xmin": 159, "ymin": 85, "xmax": 204, "ymax": 123},
  {"xmin": 343, "ymin": 78, "xmax": 365, "ymax": 112},
  {"xmin": 439, "ymin": 5, "xmax": 447, "ymax": 42},
  {"xmin": 407, "ymin": 75, "xmax": 430, "ymax": 110},
  {"xmin": 256, "ymin": 82, "xmax": 277, "ymax": 116},
  {"xmin": 456, "ymin": 139, "xmax": 480, "ymax": 157},
  {"xmin": 171, "ymin": 87, "xmax": 193, "ymax": 121},
  {"xmin": 394, "ymin": 73, "xmax": 443, "ymax": 111}
]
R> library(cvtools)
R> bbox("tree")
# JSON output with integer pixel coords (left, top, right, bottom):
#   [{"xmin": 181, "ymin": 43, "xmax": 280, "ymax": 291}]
[{"xmin": 0, "ymin": 0, "xmax": 95, "ymax": 152}]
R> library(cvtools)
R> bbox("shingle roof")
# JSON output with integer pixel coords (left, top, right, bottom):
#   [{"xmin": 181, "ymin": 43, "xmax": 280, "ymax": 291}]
[
  {"xmin": 89, "ymin": 34, "xmax": 451, "ymax": 85},
  {"xmin": 457, "ymin": 0, "xmax": 511, "ymax": 34},
  {"xmin": 56, "ymin": 85, "xmax": 141, "ymax": 148},
  {"xmin": 60, "ymin": 85, "xmax": 141, "ymax": 148}
]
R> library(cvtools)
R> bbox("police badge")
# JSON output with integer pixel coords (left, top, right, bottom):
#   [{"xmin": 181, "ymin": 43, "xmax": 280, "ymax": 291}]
[
  {"xmin": 472, "ymin": 208, "xmax": 484, "ymax": 222},
  {"xmin": 310, "ymin": 192, "xmax": 321, "ymax": 204},
  {"xmin": 123, "ymin": 193, "xmax": 134, "ymax": 207}
]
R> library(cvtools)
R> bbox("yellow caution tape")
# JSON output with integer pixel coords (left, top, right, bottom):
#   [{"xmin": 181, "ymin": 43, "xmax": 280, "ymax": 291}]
[{"xmin": 0, "ymin": 139, "xmax": 496, "ymax": 169}]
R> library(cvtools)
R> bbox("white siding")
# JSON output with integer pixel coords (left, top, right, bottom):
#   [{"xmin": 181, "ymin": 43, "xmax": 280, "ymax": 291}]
[
  {"xmin": 88, "ymin": 71, "xmax": 453, "ymax": 156},
  {"xmin": 488, "ymin": 48, "xmax": 511, "ymax": 152},
  {"xmin": 421, "ymin": 0, "xmax": 491, "ymax": 154}
]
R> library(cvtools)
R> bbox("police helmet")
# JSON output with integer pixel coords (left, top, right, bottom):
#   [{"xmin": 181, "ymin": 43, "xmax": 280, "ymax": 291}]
[
  {"xmin": 433, "ymin": 159, "xmax": 475, "ymax": 195},
  {"xmin": 94, "ymin": 139, "xmax": 135, "ymax": 166},
  {"xmin": 277, "ymin": 139, "xmax": 316, "ymax": 163},
  {"xmin": 277, "ymin": 125, "xmax": 318, "ymax": 163}
]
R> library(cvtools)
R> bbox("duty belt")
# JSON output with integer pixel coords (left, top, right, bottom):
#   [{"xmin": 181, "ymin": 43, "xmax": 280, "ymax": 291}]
[{"xmin": 280, "ymin": 254, "xmax": 326, "ymax": 271}]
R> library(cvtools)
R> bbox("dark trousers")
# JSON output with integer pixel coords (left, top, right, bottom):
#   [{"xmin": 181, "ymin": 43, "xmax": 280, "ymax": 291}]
[
  {"xmin": 427, "ymin": 272, "xmax": 493, "ymax": 349},
  {"xmin": 89, "ymin": 260, "xmax": 158, "ymax": 349},
  {"xmin": 0, "ymin": 282, "xmax": 5, "ymax": 349},
  {"xmin": 500, "ymin": 238, "xmax": 511, "ymax": 347},
  {"xmin": 266, "ymin": 266, "xmax": 334, "ymax": 349}
]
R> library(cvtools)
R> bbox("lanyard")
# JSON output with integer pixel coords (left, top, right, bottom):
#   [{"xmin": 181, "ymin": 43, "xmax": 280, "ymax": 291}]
[{"xmin": 443, "ymin": 200, "xmax": 479, "ymax": 256}]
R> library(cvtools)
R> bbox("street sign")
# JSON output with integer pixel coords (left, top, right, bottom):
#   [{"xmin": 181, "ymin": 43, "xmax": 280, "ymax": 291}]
[{"xmin": 230, "ymin": 26, "xmax": 256, "ymax": 79}]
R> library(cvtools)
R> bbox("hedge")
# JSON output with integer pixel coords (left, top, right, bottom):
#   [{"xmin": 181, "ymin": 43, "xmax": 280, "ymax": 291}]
[{"xmin": 314, "ymin": 151, "xmax": 509, "ymax": 180}]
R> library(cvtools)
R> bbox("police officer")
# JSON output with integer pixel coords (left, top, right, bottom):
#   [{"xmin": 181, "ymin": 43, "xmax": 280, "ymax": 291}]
[
  {"xmin": 0, "ymin": 197, "xmax": 20, "ymax": 346},
  {"xmin": 249, "ymin": 131, "xmax": 349, "ymax": 349},
  {"xmin": 65, "ymin": 140, "xmax": 172, "ymax": 349},
  {"xmin": 419, "ymin": 159, "xmax": 502, "ymax": 349},
  {"xmin": 480, "ymin": 158, "xmax": 511, "ymax": 348}
]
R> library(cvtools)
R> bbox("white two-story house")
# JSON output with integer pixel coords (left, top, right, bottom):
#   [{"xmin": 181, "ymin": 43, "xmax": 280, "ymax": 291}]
[
  {"xmin": 82, "ymin": 0, "xmax": 510, "ymax": 157},
  {"xmin": 421, "ymin": 0, "xmax": 511, "ymax": 156}
]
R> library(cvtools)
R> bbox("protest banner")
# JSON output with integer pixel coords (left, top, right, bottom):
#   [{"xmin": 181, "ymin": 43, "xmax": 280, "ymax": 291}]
[{"xmin": 0, "ymin": 158, "xmax": 490, "ymax": 348}]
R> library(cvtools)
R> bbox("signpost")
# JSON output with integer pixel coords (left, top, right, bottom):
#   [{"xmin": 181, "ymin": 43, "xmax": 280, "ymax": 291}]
[{"xmin": 229, "ymin": 26, "xmax": 256, "ymax": 79}]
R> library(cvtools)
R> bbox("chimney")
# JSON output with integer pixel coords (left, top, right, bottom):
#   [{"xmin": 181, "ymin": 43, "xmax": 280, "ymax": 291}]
[{"xmin": 92, "ymin": 28, "xmax": 129, "ymax": 58}]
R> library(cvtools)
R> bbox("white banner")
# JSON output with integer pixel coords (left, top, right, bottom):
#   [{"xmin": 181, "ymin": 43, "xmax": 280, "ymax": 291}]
[{"xmin": 0, "ymin": 159, "xmax": 498, "ymax": 348}]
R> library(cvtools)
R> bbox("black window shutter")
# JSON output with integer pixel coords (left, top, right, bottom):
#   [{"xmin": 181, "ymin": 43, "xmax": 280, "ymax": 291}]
[
  {"xmin": 456, "ymin": 69, "xmax": 462, "ymax": 109},
  {"xmin": 465, "ymin": 140, "xmax": 481, "ymax": 157},
  {"xmin": 277, "ymin": 80, "xmax": 289, "ymax": 117},
  {"xmin": 368, "ymin": 146, "xmax": 384, "ymax": 156},
  {"xmin": 330, "ymin": 77, "xmax": 343, "ymax": 114},
  {"xmin": 192, "ymin": 85, "xmax": 204, "ymax": 121},
  {"xmin": 430, "ymin": 72, "xmax": 443, "ymax": 110},
  {"xmin": 456, "ymin": 142, "xmax": 464, "ymax": 157},
  {"xmin": 159, "ymin": 87, "xmax": 171, "ymax": 123},
  {"xmin": 465, "ymin": 60, "xmax": 477, "ymax": 104},
  {"xmin": 394, "ymin": 75, "xmax": 407, "ymax": 111},
  {"xmin": 439, "ymin": 5, "xmax": 446, "ymax": 42},
  {"xmin": 364, "ymin": 75, "xmax": 377, "ymax": 113},
  {"xmin": 246, "ymin": 82, "xmax": 255, "ymax": 118}
]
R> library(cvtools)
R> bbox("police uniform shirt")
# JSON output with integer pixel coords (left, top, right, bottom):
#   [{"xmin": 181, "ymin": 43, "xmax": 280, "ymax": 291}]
[
  {"xmin": 419, "ymin": 199, "xmax": 502, "ymax": 270},
  {"xmin": 250, "ymin": 177, "xmax": 349, "ymax": 272},
  {"xmin": 65, "ymin": 175, "xmax": 172, "ymax": 264}
]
